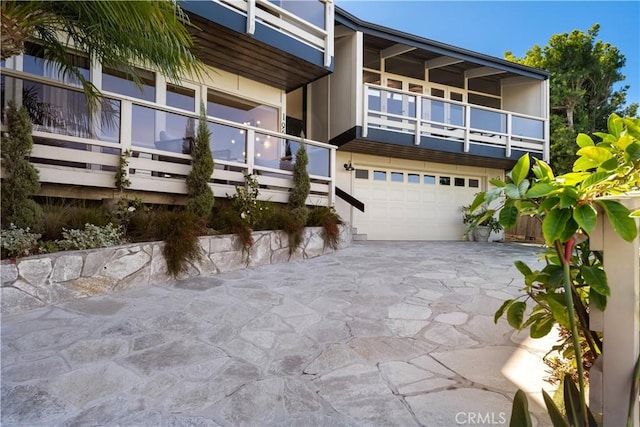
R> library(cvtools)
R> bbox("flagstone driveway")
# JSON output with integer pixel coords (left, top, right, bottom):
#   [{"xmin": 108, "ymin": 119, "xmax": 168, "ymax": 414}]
[{"xmin": 1, "ymin": 241, "xmax": 554, "ymax": 426}]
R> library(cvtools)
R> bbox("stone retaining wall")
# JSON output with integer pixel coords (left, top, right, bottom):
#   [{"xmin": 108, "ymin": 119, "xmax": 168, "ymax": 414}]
[{"xmin": 1, "ymin": 225, "xmax": 352, "ymax": 316}]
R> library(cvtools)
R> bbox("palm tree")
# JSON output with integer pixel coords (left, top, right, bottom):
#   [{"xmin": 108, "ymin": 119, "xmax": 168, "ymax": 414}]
[{"xmin": 1, "ymin": 0, "xmax": 204, "ymax": 106}]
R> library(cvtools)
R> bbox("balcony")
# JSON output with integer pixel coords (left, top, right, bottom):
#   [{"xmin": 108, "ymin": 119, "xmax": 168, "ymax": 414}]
[
  {"xmin": 182, "ymin": 0, "xmax": 334, "ymax": 91},
  {"xmin": 362, "ymin": 84, "xmax": 549, "ymax": 163},
  {"xmin": 0, "ymin": 72, "xmax": 336, "ymax": 206}
]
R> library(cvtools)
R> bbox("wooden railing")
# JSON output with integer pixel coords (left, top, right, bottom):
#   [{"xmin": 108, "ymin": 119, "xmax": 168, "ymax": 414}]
[
  {"xmin": 217, "ymin": 0, "xmax": 334, "ymax": 67},
  {"xmin": 362, "ymin": 84, "xmax": 549, "ymax": 161},
  {"xmin": 1, "ymin": 72, "xmax": 336, "ymax": 206}
]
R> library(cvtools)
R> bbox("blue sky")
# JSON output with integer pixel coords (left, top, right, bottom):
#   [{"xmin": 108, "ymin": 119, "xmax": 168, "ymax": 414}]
[{"xmin": 335, "ymin": 1, "xmax": 640, "ymax": 108}]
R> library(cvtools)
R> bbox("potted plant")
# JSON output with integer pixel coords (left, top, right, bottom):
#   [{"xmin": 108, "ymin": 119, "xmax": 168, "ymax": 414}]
[{"xmin": 462, "ymin": 204, "xmax": 503, "ymax": 242}]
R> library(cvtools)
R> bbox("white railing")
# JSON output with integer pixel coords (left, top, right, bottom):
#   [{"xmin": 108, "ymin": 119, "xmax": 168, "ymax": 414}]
[
  {"xmin": 217, "ymin": 0, "xmax": 334, "ymax": 67},
  {"xmin": 1, "ymin": 71, "xmax": 336, "ymax": 206},
  {"xmin": 362, "ymin": 83, "xmax": 549, "ymax": 161}
]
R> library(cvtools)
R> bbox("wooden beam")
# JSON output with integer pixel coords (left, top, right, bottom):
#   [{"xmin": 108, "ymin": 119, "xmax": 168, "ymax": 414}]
[
  {"xmin": 380, "ymin": 44, "xmax": 416, "ymax": 59},
  {"xmin": 465, "ymin": 66, "xmax": 506, "ymax": 79},
  {"xmin": 424, "ymin": 56, "xmax": 463, "ymax": 69}
]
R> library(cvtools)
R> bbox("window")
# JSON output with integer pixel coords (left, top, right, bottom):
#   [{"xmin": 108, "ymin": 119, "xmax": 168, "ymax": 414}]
[
  {"xmin": 166, "ymin": 84, "xmax": 195, "ymax": 112},
  {"xmin": 439, "ymin": 176, "xmax": 451, "ymax": 185},
  {"xmin": 408, "ymin": 173, "xmax": 420, "ymax": 183},
  {"xmin": 374, "ymin": 170, "xmax": 387, "ymax": 181},
  {"xmin": 391, "ymin": 172, "xmax": 403, "ymax": 182},
  {"xmin": 23, "ymin": 42, "xmax": 90, "ymax": 84},
  {"xmin": 207, "ymin": 90, "xmax": 278, "ymax": 132},
  {"xmin": 469, "ymin": 179, "xmax": 480, "ymax": 188},
  {"xmin": 424, "ymin": 175, "xmax": 436, "ymax": 184},
  {"xmin": 455, "ymin": 177, "xmax": 465, "ymax": 187},
  {"xmin": 103, "ymin": 66, "xmax": 155, "ymax": 102},
  {"xmin": 355, "ymin": 169, "xmax": 369, "ymax": 179}
]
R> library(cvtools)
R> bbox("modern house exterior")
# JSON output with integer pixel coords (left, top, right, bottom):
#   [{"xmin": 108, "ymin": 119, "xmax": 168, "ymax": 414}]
[{"xmin": 0, "ymin": 1, "xmax": 550, "ymax": 241}]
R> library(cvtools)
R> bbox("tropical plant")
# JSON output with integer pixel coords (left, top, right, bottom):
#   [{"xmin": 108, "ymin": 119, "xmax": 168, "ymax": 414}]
[
  {"xmin": 1, "ymin": 0, "xmax": 203, "ymax": 107},
  {"xmin": 186, "ymin": 106, "xmax": 215, "ymax": 218},
  {"xmin": 1, "ymin": 101, "xmax": 44, "ymax": 232},
  {"xmin": 469, "ymin": 114, "xmax": 639, "ymax": 426}
]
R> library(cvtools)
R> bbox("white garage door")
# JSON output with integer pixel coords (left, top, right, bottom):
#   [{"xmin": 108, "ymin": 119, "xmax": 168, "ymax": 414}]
[{"xmin": 352, "ymin": 167, "xmax": 483, "ymax": 240}]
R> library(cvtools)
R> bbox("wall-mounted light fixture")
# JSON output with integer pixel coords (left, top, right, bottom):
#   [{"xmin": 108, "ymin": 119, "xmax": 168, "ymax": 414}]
[{"xmin": 343, "ymin": 161, "xmax": 355, "ymax": 171}]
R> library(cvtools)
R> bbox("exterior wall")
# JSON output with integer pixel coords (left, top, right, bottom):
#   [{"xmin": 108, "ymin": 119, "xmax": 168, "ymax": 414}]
[
  {"xmin": 0, "ymin": 225, "xmax": 352, "ymax": 316},
  {"xmin": 329, "ymin": 33, "xmax": 358, "ymax": 138},
  {"xmin": 308, "ymin": 77, "xmax": 329, "ymax": 142},
  {"xmin": 501, "ymin": 77, "xmax": 546, "ymax": 118}
]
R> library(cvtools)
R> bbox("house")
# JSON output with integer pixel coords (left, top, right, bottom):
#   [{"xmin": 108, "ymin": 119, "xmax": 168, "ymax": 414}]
[
  {"xmin": 304, "ymin": 8, "xmax": 550, "ymax": 240},
  {"xmin": 0, "ymin": 1, "xmax": 549, "ymax": 241}
]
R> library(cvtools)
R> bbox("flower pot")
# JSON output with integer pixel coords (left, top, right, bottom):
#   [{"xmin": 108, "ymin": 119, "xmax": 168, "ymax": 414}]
[{"xmin": 473, "ymin": 226, "xmax": 491, "ymax": 242}]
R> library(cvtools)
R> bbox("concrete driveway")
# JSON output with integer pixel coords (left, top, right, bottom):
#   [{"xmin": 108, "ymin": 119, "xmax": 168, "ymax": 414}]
[{"xmin": 1, "ymin": 241, "xmax": 555, "ymax": 426}]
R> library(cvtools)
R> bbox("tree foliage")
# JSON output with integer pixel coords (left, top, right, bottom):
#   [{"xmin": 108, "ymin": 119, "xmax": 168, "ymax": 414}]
[
  {"xmin": 0, "ymin": 0, "xmax": 204, "ymax": 107},
  {"xmin": 505, "ymin": 24, "xmax": 638, "ymax": 173},
  {"xmin": 1, "ymin": 101, "xmax": 44, "ymax": 231},
  {"xmin": 186, "ymin": 109, "xmax": 214, "ymax": 218}
]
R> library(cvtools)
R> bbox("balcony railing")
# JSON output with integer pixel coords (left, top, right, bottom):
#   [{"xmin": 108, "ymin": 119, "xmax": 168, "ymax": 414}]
[
  {"xmin": 362, "ymin": 84, "xmax": 549, "ymax": 161},
  {"xmin": 0, "ymin": 71, "xmax": 336, "ymax": 206},
  {"xmin": 217, "ymin": 0, "xmax": 334, "ymax": 67}
]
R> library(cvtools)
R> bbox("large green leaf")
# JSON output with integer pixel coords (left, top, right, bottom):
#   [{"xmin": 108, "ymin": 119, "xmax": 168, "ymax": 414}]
[
  {"xmin": 530, "ymin": 315, "xmax": 555, "ymax": 338},
  {"xmin": 509, "ymin": 390, "xmax": 533, "ymax": 427},
  {"xmin": 594, "ymin": 131, "xmax": 616, "ymax": 143},
  {"xmin": 504, "ymin": 183, "xmax": 522, "ymax": 200},
  {"xmin": 489, "ymin": 178, "xmax": 507, "ymax": 187},
  {"xmin": 581, "ymin": 265, "xmax": 609, "ymax": 296},
  {"xmin": 547, "ymin": 296, "xmax": 571, "ymax": 329},
  {"xmin": 538, "ymin": 197, "xmax": 560, "ymax": 214},
  {"xmin": 608, "ymin": 114, "xmax": 623, "ymax": 138},
  {"xmin": 494, "ymin": 299, "xmax": 514, "ymax": 324},
  {"xmin": 573, "ymin": 156, "xmax": 599, "ymax": 172},
  {"xmin": 559, "ymin": 188, "xmax": 579, "ymax": 209},
  {"xmin": 500, "ymin": 205, "xmax": 519, "ymax": 229},
  {"xmin": 526, "ymin": 182, "xmax": 557, "ymax": 198},
  {"xmin": 542, "ymin": 390, "xmax": 569, "ymax": 427},
  {"xmin": 589, "ymin": 288, "xmax": 607, "ymax": 311},
  {"xmin": 468, "ymin": 192, "xmax": 486, "ymax": 213},
  {"xmin": 532, "ymin": 159, "xmax": 554, "ymax": 180},
  {"xmin": 484, "ymin": 187, "xmax": 504, "ymax": 205},
  {"xmin": 576, "ymin": 146, "xmax": 614, "ymax": 166},
  {"xmin": 559, "ymin": 172, "xmax": 589, "ymax": 186},
  {"xmin": 581, "ymin": 171, "xmax": 613, "ymax": 189},
  {"xmin": 576, "ymin": 133, "xmax": 595, "ymax": 148},
  {"xmin": 514, "ymin": 260, "xmax": 533, "ymax": 277},
  {"xmin": 597, "ymin": 200, "xmax": 638, "ymax": 242},
  {"xmin": 542, "ymin": 209, "xmax": 572, "ymax": 243},
  {"xmin": 507, "ymin": 301, "xmax": 527, "ymax": 329},
  {"xmin": 558, "ymin": 218, "xmax": 579, "ymax": 243},
  {"xmin": 511, "ymin": 154, "xmax": 530, "ymax": 186},
  {"xmin": 573, "ymin": 204, "xmax": 597, "ymax": 234},
  {"xmin": 626, "ymin": 142, "xmax": 640, "ymax": 161}
]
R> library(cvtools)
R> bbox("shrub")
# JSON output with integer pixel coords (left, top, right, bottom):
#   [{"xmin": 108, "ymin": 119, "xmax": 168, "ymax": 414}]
[
  {"xmin": 155, "ymin": 210, "xmax": 204, "ymax": 277},
  {"xmin": 289, "ymin": 138, "xmax": 310, "ymax": 226},
  {"xmin": 42, "ymin": 199, "xmax": 111, "ymax": 241},
  {"xmin": 211, "ymin": 208, "xmax": 254, "ymax": 250},
  {"xmin": 228, "ymin": 173, "xmax": 268, "ymax": 230},
  {"xmin": 308, "ymin": 206, "xmax": 343, "ymax": 250},
  {"xmin": 1, "ymin": 101, "xmax": 44, "ymax": 231},
  {"xmin": 186, "ymin": 108, "xmax": 214, "ymax": 217},
  {"xmin": 57, "ymin": 223, "xmax": 127, "ymax": 251},
  {"xmin": 1, "ymin": 224, "xmax": 41, "ymax": 258}
]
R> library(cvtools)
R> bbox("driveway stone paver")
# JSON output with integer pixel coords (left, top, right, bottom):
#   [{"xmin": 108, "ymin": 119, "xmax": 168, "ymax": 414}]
[{"xmin": 1, "ymin": 241, "xmax": 554, "ymax": 426}]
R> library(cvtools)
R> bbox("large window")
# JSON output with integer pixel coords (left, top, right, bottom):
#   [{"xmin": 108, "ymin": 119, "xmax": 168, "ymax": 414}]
[
  {"xmin": 103, "ymin": 66, "xmax": 155, "ymax": 102},
  {"xmin": 22, "ymin": 42, "xmax": 90, "ymax": 84},
  {"xmin": 207, "ymin": 90, "xmax": 278, "ymax": 131}
]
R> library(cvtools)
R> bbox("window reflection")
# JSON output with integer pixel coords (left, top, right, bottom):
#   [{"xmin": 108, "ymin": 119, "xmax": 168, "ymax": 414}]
[
  {"xmin": 207, "ymin": 90, "xmax": 278, "ymax": 131},
  {"xmin": 103, "ymin": 67, "xmax": 155, "ymax": 102},
  {"xmin": 23, "ymin": 42, "xmax": 90, "ymax": 84}
]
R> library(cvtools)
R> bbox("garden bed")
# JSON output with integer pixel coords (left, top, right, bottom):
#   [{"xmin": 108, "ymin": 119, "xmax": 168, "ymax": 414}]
[{"xmin": 0, "ymin": 225, "xmax": 352, "ymax": 316}]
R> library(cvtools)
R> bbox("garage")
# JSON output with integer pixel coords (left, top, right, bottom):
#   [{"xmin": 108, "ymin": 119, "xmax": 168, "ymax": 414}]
[{"xmin": 350, "ymin": 166, "xmax": 484, "ymax": 240}]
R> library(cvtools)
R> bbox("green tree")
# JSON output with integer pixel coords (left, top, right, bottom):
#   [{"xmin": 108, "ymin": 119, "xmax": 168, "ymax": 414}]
[
  {"xmin": 186, "ymin": 109, "xmax": 215, "ymax": 218},
  {"xmin": 505, "ymin": 24, "xmax": 638, "ymax": 173},
  {"xmin": 0, "ymin": 0, "xmax": 203, "ymax": 106},
  {"xmin": 1, "ymin": 101, "xmax": 44, "ymax": 231},
  {"xmin": 289, "ymin": 137, "xmax": 310, "ymax": 226}
]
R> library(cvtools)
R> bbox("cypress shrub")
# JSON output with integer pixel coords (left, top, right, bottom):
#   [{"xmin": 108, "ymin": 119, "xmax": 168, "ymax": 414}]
[
  {"xmin": 1, "ymin": 101, "xmax": 44, "ymax": 231},
  {"xmin": 289, "ymin": 138, "xmax": 310, "ymax": 226},
  {"xmin": 186, "ymin": 108, "xmax": 214, "ymax": 217}
]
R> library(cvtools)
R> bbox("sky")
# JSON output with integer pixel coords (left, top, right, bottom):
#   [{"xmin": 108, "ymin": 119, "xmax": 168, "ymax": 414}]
[{"xmin": 335, "ymin": 0, "xmax": 640, "ymax": 108}]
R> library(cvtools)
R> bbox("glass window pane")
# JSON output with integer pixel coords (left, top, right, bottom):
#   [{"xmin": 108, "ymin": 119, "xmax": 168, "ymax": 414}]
[
  {"xmin": 208, "ymin": 122, "xmax": 246, "ymax": 162},
  {"xmin": 512, "ymin": 116, "xmax": 544, "ymax": 139},
  {"xmin": 470, "ymin": 107, "xmax": 506, "ymax": 133},
  {"xmin": 355, "ymin": 169, "xmax": 369, "ymax": 179},
  {"xmin": 167, "ymin": 84, "xmax": 195, "ymax": 112},
  {"xmin": 207, "ymin": 90, "xmax": 278, "ymax": 131},
  {"xmin": 23, "ymin": 42, "xmax": 90, "ymax": 84},
  {"xmin": 391, "ymin": 172, "xmax": 403, "ymax": 182},
  {"xmin": 374, "ymin": 170, "xmax": 386, "ymax": 181},
  {"xmin": 455, "ymin": 177, "xmax": 465, "ymax": 187},
  {"xmin": 439, "ymin": 176, "xmax": 451, "ymax": 185},
  {"xmin": 103, "ymin": 67, "xmax": 155, "ymax": 102},
  {"xmin": 408, "ymin": 173, "xmax": 419, "ymax": 183},
  {"xmin": 424, "ymin": 175, "xmax": 436, "ymax": 184},
  {"xmin": 469, "ymin": 179, "xmax": 480, "ymax": 188}
]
